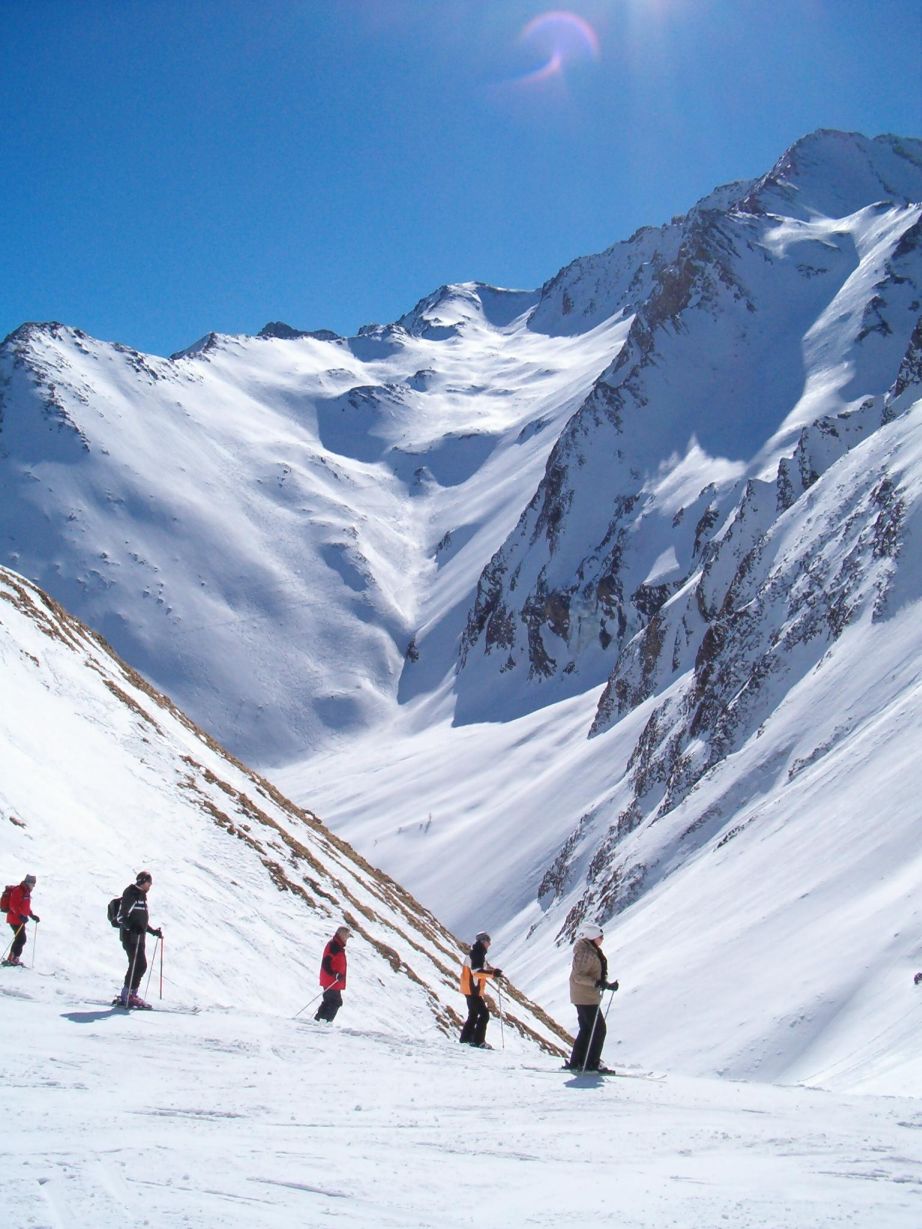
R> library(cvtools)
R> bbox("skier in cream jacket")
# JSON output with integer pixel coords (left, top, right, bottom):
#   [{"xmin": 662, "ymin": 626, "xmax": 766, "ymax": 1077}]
[{"xmin": 567, "ymin": 923, "xmax": 618, "ymax": 1072}]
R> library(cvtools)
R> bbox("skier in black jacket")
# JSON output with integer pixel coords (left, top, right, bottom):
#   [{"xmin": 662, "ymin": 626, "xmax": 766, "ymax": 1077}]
[{"xmin": 118, "ymin": 870, "xmax": 162, "ymax": 1008}]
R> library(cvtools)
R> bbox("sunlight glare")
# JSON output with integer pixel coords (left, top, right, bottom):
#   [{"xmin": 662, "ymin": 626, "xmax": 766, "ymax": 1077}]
[{"xmin": 513, "ymin": 9, "xmax": 601, "ymax": 87}]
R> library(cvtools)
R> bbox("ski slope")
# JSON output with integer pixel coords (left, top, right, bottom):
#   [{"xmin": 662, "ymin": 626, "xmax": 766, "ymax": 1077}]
[{"xmin": 2, "ymin": 975, "xmax": 921, "ymax": 1229}]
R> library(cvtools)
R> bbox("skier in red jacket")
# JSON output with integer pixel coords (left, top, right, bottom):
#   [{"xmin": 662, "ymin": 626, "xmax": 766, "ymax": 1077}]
[
  {"xmin": 3, "ymin": 874, "xmax": 39, "ymax": 966},
  {"xmin": 315, "ymin": 926, "xmax": 350, "ymax": 1022}
]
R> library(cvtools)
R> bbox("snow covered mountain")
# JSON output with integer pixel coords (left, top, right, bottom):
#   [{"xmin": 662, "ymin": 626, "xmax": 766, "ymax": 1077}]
[
  {"xmin": 2, "ymin": 129, "xmax": 921, "ymax": 1089},
  {"xmin": 0, "ymin": 563, "xmax": 565, "ymax": 1055},
  {"xmin": 454, "ymin": 130, "xmax": 921, "ymax": 723},
  {"xmin": 0, "ymin": 281, "xmax": 622, "ymax": 765}
]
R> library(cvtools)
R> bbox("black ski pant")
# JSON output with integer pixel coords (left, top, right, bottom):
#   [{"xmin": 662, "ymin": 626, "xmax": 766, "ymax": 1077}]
[
  {"xmin": 569, "ymin": 1003, "xmax": 607, "ymax": 1070},
  {"xmin": 460, "ymin": 993, "xmax": 490, "ymax": 1045},
  {"xmin": 121, "ymin": 930, "xmax": 147, "ymax": 992},
  {"xmin": 7, "ymin": 922, "xmax": 27, "ymax": 961},
  {"xmin": 316, "ymin": 989, "xmax": 342, "ymax": 1022}
]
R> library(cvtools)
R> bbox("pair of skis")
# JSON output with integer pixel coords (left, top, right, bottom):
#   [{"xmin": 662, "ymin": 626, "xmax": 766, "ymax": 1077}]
[
  {"xmin": 522, "ymin": 1064, "xmax": 665, "ymax": 1080},
  {"xmin": 106, "ymin": 999, "xmax": 200, "ymax": 1015}
]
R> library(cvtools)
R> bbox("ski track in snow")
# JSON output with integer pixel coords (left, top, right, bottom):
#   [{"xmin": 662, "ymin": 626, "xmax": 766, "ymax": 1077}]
[{"xmin": 2, "ymin": 971, "xmax": 921, "ymax": 1228}]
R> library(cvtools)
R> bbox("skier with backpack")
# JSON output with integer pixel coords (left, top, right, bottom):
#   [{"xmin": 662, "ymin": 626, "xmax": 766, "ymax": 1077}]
[
  {"xmin": 114, "ymin": 871, "xmax": 162, "ymax": 1008},
  {"xmin": 565, "ymin": 923, "xmax": 618, "ymax": 1074},
  {"xmin": 459, "ymin": 931, "xmax": 503, "ymax": 1048},
  {"xmin": 2, "ymin": 874, "xmax": 40, "ymax": 966},
  {"xmin": 315, "ymin": 926, "xmax": 351, "ymax": 1022}
]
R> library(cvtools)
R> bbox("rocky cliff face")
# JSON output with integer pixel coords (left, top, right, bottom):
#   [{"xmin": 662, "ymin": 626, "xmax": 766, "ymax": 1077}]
[
  {"xmin": 535, "ymin": 392, "xmax": 920, "ymax": 936},
  {"xmin": 456, "ymin": 133, "xmax": 921, "ymax": 726}
]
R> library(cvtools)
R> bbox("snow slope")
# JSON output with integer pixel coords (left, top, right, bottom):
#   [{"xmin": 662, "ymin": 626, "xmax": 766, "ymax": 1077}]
[
  {"xmin": 4, "ymin": 985, "xmax": 921, "ymax": 1228},
  {"xmin": 0, "ymin": 298, "xmax": 626, "ymax": 765},
  {"xmin": 0, "ymin": 565, "xmax": 564, "ymax": 1055},
  {"xmin": 278, "ymin": 132, "xmax": 922, "ymax": 1091},
  {"xmin": 280, "ymin": 400, "xmax": 922, "ymax": 1092}
]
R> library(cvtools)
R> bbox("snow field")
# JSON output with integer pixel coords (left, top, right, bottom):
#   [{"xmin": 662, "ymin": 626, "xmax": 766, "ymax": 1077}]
[{"xmin": 2, "ymin": 969, "xmax": 921, "ymax": 1229}]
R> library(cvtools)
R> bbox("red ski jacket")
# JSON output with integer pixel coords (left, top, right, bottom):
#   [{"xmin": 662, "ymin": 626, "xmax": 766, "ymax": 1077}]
[
  {"xmin": 4, "ymin": 883, "xmax": 34, "ymax": 927},
  {"xmin": 319, "ymin": 938, "xmax": 347, "ymax": 990}
]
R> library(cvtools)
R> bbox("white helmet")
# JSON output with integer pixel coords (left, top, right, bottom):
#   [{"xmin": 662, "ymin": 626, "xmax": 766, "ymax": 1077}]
[{"xmin": 577, "ymin": 923, "xmax": 603, "ymax": 941}]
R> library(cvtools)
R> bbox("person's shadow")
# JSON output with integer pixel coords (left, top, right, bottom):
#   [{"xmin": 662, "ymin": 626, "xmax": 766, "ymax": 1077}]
[
  {"xmin": 61, "ymin": 1008, "xmax": 122, "ymax": 1024},
  {"xmin": 564, "ymin": 1071, "xmax": 605, "ymax": 1089}
]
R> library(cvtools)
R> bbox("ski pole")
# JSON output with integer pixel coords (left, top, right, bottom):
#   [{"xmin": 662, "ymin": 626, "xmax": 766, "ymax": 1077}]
[
  {"xmin": 121, "ymin": 934, "xmax": 141, "ymax": 1005},
  {"xmin": 294, "ymin": 976, "xmax": 342, "ymax": 1019},
  {"xmin": 159, "ymin": 934, "xmax": 164, "ymax": 1000},
  {"xmin": 143, "ymin": 936, "xmax": 161, "ymax": 1001},
  {"xmin": 497, "ymin": 983, "xmax": 505, "ymax": 1050},
  {"xmin": 2, "ymin": 923, "xmax": 25, "ymax": 964},
  {"xmin": 581, "ymin": 988, "xmax": 616, "ymax": 1074},
  {"xmin": 294, "ymin": 991, "xmax": 324, "ymax": 1018},
  {"xmin": 31, "ymin": 919, "xmax": 38, "ymax": 969}
]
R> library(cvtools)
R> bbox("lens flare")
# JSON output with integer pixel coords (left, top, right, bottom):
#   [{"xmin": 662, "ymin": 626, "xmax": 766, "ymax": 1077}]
[{"xmin": 514, "ymin": 10, "xmax": 601, "ymax": 85}]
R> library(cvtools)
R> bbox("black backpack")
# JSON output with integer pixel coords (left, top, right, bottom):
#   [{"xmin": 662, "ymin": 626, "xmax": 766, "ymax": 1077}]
[{"xmin": 107, "ymin": 896, "xmax": 123, "ymax": 928}]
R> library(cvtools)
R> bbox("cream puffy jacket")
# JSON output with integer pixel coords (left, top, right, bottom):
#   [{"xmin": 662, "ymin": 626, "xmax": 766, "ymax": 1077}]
[{"xmin": 569, "ymin": 937, "xmax": 604, "ymax": 1006}]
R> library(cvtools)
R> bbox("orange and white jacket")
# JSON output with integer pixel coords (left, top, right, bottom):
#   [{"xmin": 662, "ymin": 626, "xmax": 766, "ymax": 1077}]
[{"xmin": 459, "ymin": 939, "xmax": 498, "ymax": 997}]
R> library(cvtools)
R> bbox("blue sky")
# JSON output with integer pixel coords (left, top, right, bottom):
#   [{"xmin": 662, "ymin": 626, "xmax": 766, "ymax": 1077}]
[{"xmin": 2, "ymin": 0, "xmax": 920, "ymax": 357}]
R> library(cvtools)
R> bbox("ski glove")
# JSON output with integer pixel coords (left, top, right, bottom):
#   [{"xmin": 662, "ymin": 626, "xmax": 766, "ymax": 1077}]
[
  {"xmin": 607, "ymin": 980, "xmax": 619, "ymax": 992},
  {"xmin": 492, "ymin": 968, "xmax": 503, "ymax": 978},
  {"xmin": 30, "ymin": 914, "xmax": 40, "ymax": 923},
  {"xmin": 150, "ymin": 927, "xmax": 163, "ymax": 938}
]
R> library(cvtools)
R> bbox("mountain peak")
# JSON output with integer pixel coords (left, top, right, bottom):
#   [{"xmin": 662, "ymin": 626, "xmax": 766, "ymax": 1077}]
[
  {"xmin": 396, "ymin": 282, "xmax": 537, "ymax": 339},
  {"xmin": 740, "ymin": 128, "xmax": 922, "ymax": 219},
  {"xmin": 257, "ymin": 321, "xmax": 343, "ymax": 343}
]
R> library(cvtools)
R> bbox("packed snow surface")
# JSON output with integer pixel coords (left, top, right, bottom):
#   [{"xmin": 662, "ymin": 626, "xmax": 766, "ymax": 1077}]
[{"xmin": 3, "ymin": 976, "xmax": 922, "ymax": 1229}]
